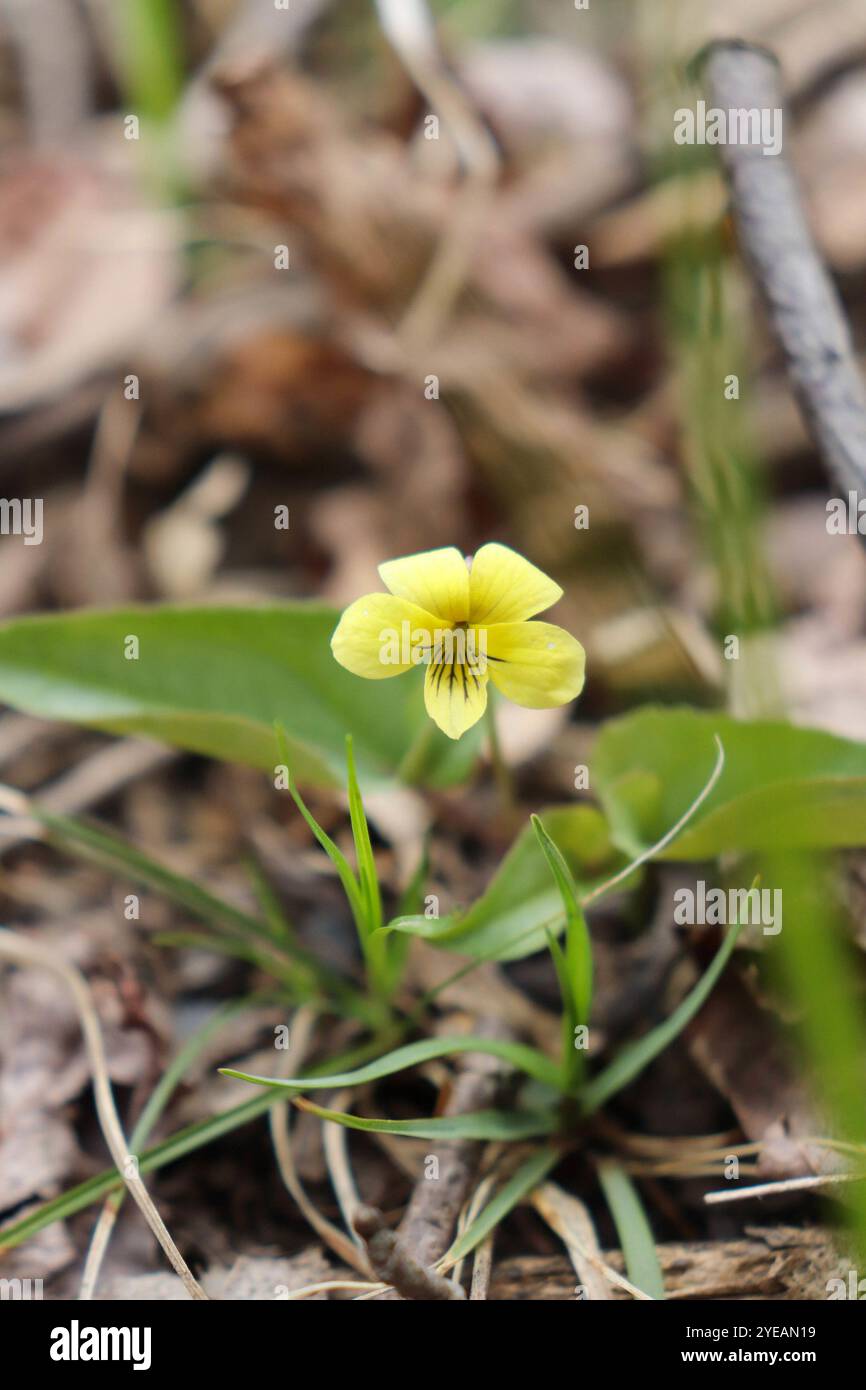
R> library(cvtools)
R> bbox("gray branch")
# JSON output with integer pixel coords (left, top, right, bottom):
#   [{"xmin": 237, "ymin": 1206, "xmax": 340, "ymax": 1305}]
[{"xmin": 701, "ymin": 40, "xmax": 866, "ymax": 518}]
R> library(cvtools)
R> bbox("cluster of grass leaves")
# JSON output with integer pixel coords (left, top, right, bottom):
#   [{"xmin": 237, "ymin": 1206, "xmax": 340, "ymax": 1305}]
[{"xmin": 2, "ymin": 607, "xmax": 866, "ymax": 1288}]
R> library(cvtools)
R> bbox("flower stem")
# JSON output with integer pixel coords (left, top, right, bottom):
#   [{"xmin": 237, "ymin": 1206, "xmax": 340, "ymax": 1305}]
[
  {"xmin": 397, "ymin": 718, "xmax": 438, "ymax": 785},
  {"xmin": 485, "ymin": 696, "xmax": 514, "ymax": 810}
]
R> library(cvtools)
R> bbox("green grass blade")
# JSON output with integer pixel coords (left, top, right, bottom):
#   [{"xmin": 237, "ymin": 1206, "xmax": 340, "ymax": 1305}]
[
  {"xmin": 243, "ymin": 854, "xmax": 298, "ymax": 946},
  {"xmin": 597, "ymin": 1162, "xmax": 664, "ymax": 1299},
  {"xmin": 0, "ymin": 1033, "xmax": 389, "ymax": 1253},
  {"xmin": 119, "ymin": 0, "xmax": 184, "ymax": 123},
  {"xmin": 544, "ymin": 929, "xmax": 579, "ymax": 1093},
  {"xmin": 38, "ymin": 809, "xmax": 282, "ymax": 949},
  {"xmin": 293, "ymin": 1099, "xmax": 560, "ymax": 1140},
  {"xmin": 532, "ymin": 814, "xmax": 593, "ymax": 1025},
  {"xmin": 444, "ymin": 1146, "xmax": 561, "ymax": 1264},
  {"xmin": 0, "ymin": 1091, "xmax": 280, "ymax": 1253},
  {"xmin": 582, "ymin": 914, "xmax": 744, "ymax": 1114},
  {"xmin": 34, "ymin": 805, "xmax": 366, "ymax": 1012},
  {"xmin": 274, "ymin": 721, "xmax": 366, "ymax": 931},
  {"xmin": 220, "ymin": 1033, "xmax": 562, "ymax": 1093},
  {"xmin": 345, "ymin": 735, "xmax": 382, "ymax": 934}
]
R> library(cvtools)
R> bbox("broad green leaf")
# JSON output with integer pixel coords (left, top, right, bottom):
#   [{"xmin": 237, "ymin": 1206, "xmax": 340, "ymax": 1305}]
[
  {"xmin": 293, "ymin": 1099, "xmax": 559, "ymax": 1140},
  {"xmin": 594, "ymin": 707, "xmax": 866, "ymax": 859},
  {"xmin": 0, "ymin": 604, "xmax": 480, "ymax": 787},
  {"xmin": 220, "ymin": 1033, "xmax": 562, "ymax": 1093},
  {"xmin": 597, "ymin": 1162, "xmax": 664, "ymax": 1299},
  {"xmin": 386, "ymin": 805, "xmax": 626, "ymax": 961},
  {"xmin": 444, "ymin": 1146, "xmax": 561, "ymax": 1264},
  {"xmin": 581, "ymin": 915, "xmax": 744, "ymax": 1113}
]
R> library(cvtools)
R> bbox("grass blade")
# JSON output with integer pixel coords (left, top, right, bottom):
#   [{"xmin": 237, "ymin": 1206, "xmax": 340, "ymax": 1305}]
[
  {"xmin": 293, "ymin": 1098, "xmax": 559, "ymax": 1140},
  {"xmin": 582, "ymin": 914, "xmax": 744, "ymax": 1114},
  {"xmin": 544, "ymin": 928, "xmax": 579, "ymax": 1092},
  {"xmin": 220, "ymin": 1033, "xmax": 562, "ymax": 1093},
  {"xmin": 532, "ymin": 814, "xmax": 593, "ymax": 1025},
  {"xmin": 0, "ymin": 1034, "xmax": 390, "ymax": 1253},
  {"xmin": 597, "ymin": 1162, "xmax": 664, "ymax": 1299},
  {"xmin": 274, "ymin": 721, "xmax": 366, "ymax": 931},
  {"xmin": 444, "ymin": 1146, "xmax": 561, "ymax": 1264}
]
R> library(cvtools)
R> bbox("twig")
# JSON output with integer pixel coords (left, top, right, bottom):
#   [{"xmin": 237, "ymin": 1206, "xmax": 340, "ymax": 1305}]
[
  {"xmin": 0, "ymin": 0, "xmax": 92, "ymax": 146},
  {"xmin": 321, "ymin": 1087, "xmax": 364, "ymax": 1242},
  {"xmin": 704, "ymin": 1170, "xmax": 864, "ymax": 1205},
  {"xmin": 0, "ymin": 740, "xmax": 176, "ymax": 858},
  {"xmin": 530, "ymin": 1182, "xmax": 614, "ymax": 1301},
  {"xmin": 700, "ymin": 40, "xmax": 866, "ymax": 532},
  {"xmin": 268, "ymin": 1010, "xmax": 370, "ymax": 1275},
  {"xmin": 352, "ymin": 1205, "xmax": 465, "ymax": 1300},
  {"xmin": 0, "ymin": 928, "xmax": 207, "ymax": 1299},
  {"xmin": 374, "ymin": 0, "xmax": 499, "ymax": 348},
  {"xmin": 389, "ymin": 1017, "xmax": 517, "ymax": 1282}
]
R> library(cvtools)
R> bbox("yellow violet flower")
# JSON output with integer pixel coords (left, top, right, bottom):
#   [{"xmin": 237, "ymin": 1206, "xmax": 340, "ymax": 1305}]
[{"xmin": 330, "ymin": 544, "xmax": 586, "ymax": 740}]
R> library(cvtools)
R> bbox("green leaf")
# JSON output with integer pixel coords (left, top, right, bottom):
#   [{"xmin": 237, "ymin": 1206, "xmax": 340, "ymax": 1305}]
[
  {"xmin": 120, "ymin": 0, "xmax": 184, "ymax": 123},
  {"xmin": 597, "ymin": 1162, "xmax": 664, "ymax": 1299},
  {"xmin": 444, "ymin": 1146, "xmax": 561, "ymax": 1264},
  {"xmin": 0, "ymin": 604, "xmax": 480, "ymax": 787},
  {"xmin": 293, "ymin": 1100, "xmax": 559, "ymax": 1140},
  {"xmin": 544, "ymin": 928, "xmax": 578, "ymax": 1091},
  {"xmin": 532, "ymin": 814, "xmax": 593, "ymax": 1025},
  {"xmin": 220, "ymin": 1033, "xmax": 562, "ymax": 1093},
  {"xmin": 274, "ymin": 722, "xmax": 366, "ymax": 933},
  {"xmin": 386, "ymin": 806, "xmax": 625, "ymax": 961},
  {"xmin": 345, "ymin": 735, "xmax": 382, "ymax": 935},
  {"xmin": 594, "ymin": 707, "xmax": 866, "ymax": 858},
  {"xmin": 581, "ymin": 915, "xmax": 744, "ymax": 1113}
]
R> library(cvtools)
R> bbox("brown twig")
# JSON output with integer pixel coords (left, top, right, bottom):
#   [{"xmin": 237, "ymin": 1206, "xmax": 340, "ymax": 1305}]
[
  {"xmin": 0, "ymin": 929, "xmax": 207, "ymax": 1299},
  {"xmin": 700, "ymin": 40, "xmax": 866, "ymax": 530},
  {"xmin": 390, "ymin": 1017, "xmax": 517, "ymax": 1278},
  {"xmin": 352, "ymin": 1205, "xmax": 465, "ymax": 1301}
]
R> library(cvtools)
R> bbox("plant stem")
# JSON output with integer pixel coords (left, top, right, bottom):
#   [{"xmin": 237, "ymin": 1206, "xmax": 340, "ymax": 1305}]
[
  {"xmin": 397, "ymin": 718, "xmax": 438, "ymax": 784},
  {"xmin": 484, "ymin": 696, "xmax": 514, "ymax": 810}
]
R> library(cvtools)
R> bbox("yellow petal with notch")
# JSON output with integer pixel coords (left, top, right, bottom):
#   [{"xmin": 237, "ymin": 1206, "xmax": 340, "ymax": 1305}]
[
  {"xmin": 379, "ymin": 547, "xmax": 469, "ymax": 624},
  {"xmin": 331, "ymin": 594, "xmax": 440, "ymax": 679},
  {"xmin": 469, "ymin": 543, "xmax": 563, "ymax": 624},
  {"xmin": 484, "ymin": 621, "xmax": 585, "ymax": 708},
  {"xmin": 423, "ymin": 658, "xmax": 488, "ymax": 739}
]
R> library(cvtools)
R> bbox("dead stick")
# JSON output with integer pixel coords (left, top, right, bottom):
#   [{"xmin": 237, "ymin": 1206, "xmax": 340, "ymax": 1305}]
[
  {"xmin": 353, "ymin": 1206, "xmax": 465, "ymax": 1300},
  {"xmin": 376, "ymin": 1016, "xmax": 516, "ymax": 1298},
  {"xmin": 700, "ymin": 40, "xmax": 866, "ymax": 529}
]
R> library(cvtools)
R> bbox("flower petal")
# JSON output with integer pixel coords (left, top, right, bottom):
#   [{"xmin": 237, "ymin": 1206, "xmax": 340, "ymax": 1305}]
[
  {"xmin": 424, "ymin": 659, "xmax": 488, "ymax": 740},
  {"xmin": 331, "ymin": 594, "xmax": 440, "ymax": 679},
  {"xmin": 469, "ymin": 543, "xmax": 563, "ymax": 624},
  {"xmin": 484, "ymin": 622, "xmax": 585, "ymax": 708},
  {"xmin": 379, "ymin": 547, "xmax": 469, "ymax": 624}
]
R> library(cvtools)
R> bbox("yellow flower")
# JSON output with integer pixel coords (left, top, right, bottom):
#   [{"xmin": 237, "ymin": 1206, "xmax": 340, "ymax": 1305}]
[{"xmin": 330, "ymin": 544, "xmax": 586, "ymax": 739}]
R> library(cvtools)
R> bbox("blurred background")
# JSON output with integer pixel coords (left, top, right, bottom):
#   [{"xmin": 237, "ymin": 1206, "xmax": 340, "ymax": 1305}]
[{"xmin": 0, "ymin": 0, "xmax": 864, "ymax": 748}]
